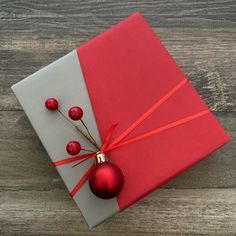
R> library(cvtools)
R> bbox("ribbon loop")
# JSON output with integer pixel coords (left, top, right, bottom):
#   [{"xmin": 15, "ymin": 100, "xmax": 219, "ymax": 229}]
[{"xmin": 100, "ymin": 123, "xmax": 118, "ymax": 153}]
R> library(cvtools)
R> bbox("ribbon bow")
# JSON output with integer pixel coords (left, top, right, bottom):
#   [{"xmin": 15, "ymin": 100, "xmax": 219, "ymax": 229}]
[{"xmin": 53, "ymin": 78, "xmax": 210, "ymax": 197}]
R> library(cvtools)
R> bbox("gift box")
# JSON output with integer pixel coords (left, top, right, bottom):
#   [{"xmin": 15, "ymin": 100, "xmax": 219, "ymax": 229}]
[{"xmin": 12, "ymin": 12, "xmax": 230, "ymax": 228}]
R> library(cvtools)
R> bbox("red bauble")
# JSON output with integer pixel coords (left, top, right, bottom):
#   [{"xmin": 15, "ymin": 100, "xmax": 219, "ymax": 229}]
[
  {"xmin": 89, "ymin": 162, "xmax": 124, "ymax": 199},
  {"xmin": 68, "ymin": 106, "xmax": 83, "ymax": 120},
  {"xmin": 45, "ymin": 98, "xmax": 58, "ymax": 110},
  {"xmin": 66, "ymin": 141, "xmax": 81, "ymax": 155}
]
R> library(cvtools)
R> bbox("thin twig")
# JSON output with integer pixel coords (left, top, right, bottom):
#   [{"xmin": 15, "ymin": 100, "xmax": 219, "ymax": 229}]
[
  {"xmin": 81, "ymin": 119, "xmax": 99, "ymax": 148},
  {"xmin": 57, "ymin": 109, "xmax": 99, "ymax": 150},
  {"xmin": 72, "ymin": 157, "xmax": 93, "ymax": 168},
  {"xmin": 75, "ymin": 125, "xmax": 100, "ymax": 150},
  {"xmin": 81, "ymin": 148, "xmax": 96, "ymax": 153}
]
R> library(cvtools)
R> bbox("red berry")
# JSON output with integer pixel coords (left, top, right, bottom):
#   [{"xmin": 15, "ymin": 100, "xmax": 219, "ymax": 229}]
[
  {"xmin": 68, "ymin": 106, "xmax": 83, "ymax": 120},
  {"xmin": 66, "ymin": 141, "xmax": 81, "ymax": 155},
  {"xmin": 45, "ymin": 98, "xmax": 58, "ymax": 110}
]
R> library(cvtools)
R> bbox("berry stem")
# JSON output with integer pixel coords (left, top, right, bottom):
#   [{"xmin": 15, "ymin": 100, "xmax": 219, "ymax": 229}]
[
  {"xmin": 57, "ymin": 109, "xmax": 100, "ymax": 150},
  {"xmin": 80, "ymin": 119, "xmax": 99, "ymax": 149},
  {"xmin": 81, "ymin": 148, "xmax": 96, "ymax": 153},
  {"xmin": 75, "ymin": 126, "xmax": 100, "ymax": 150}
]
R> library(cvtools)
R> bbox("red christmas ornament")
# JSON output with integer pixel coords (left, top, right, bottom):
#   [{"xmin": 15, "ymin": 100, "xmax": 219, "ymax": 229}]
[
  {"xmin": 68, "ymin": 106, "xmax": 83, "ymax": 120},
  {"xmin": 66, "ymin": 141, "xmax": 81, "ymax": 155},
  {"xmin": 45, "ymin": 98, "xmax": 58, "ymax": 110},
  {"xmin": 89, "ymin": 154, "xmax": 124, "ymax": 199}
]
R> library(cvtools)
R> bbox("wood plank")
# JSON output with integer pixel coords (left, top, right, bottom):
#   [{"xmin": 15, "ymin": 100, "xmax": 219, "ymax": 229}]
[
  {"xmin": 0, "ymin": 0, "xmax": 235, "ymax": 111},
  {"xmin": 0, "ymin": 111, "xmax": 235, "ymax": 192},
  {"xmin": 0, "ymin": 0, "xmax": 235, "ymax": 30},
  {"xmin": 0, "ymin": 188, "xmax": 235, "ymax": 235}
]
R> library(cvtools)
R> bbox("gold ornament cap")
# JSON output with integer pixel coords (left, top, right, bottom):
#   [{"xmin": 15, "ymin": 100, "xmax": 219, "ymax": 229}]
[{"xmin": 96, "ymin": 152, "xmax": 107, "ymax": 164}]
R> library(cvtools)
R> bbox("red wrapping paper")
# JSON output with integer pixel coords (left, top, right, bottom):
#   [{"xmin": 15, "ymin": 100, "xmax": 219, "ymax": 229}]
[{"xmin": 77, "ymin": 12, "xmax": 230, "ymax": 210}]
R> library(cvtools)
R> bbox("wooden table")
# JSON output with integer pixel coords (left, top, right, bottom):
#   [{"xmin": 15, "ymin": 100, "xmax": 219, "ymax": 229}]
[{"xmin": 0, "ymin": 1, "xmax": 235, "ymax": 235}]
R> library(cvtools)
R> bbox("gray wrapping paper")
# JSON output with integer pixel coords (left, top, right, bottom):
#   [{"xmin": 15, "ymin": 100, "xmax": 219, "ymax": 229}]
[{"xmin": 12, "ymin": 50, "xmax": 120, "ymax": 228}]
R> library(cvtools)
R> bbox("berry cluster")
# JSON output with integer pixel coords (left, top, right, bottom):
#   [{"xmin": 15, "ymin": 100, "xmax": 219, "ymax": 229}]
[
  {"xmin": 45, "ymin": 98, "xmax": 124, "ymax": 199},
  {"xmin": 45, "ymin": 97, "xmax": 99, "ymax": 156}
]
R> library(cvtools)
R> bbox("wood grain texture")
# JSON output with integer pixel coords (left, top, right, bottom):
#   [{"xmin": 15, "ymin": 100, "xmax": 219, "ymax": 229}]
[
  {"xmin": 0, "ymin": 0, "xmax": 235, "ymax": 235},
  {"xmin": 0, "ymin": 189, "xmax": 235, "ymax": 235}
]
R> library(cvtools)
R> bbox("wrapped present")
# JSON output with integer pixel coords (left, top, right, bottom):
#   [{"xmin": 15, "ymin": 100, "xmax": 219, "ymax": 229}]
[{"xmin": 12, "ymin": 12, "xmax": 230, "ymax": 228}]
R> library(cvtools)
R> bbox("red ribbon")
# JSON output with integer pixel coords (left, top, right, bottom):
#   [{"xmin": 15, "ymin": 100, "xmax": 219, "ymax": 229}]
[{"xmin": 53, "ymin": 78, "xmax": 210, "ymax": 197}]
